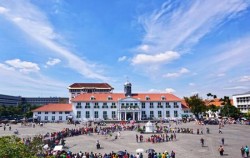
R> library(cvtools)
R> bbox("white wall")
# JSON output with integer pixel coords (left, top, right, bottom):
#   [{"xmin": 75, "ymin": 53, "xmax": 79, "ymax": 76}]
[{"xmin": 33, "ymin": 111, "xmax": 73, "ymax": 122}]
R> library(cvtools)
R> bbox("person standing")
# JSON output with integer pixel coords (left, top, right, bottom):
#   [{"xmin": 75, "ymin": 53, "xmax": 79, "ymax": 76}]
[
  {"xmin": 240, "ymin": 146, "xmax": 245, "ymax": 158},
  {"xmin": 245, "ymin": 146, "xmax": 249, "ymax": 157},
  {"xmin": 218, "ymin": 145, "xmax": 224, "ymax": 156},
  {"xmin": 221, "ymin": 138, "xmax": 224, "ymax": 145},
  {"xmin": 170, "ymin": 151, "xmax": 175, "ymax": 158}
]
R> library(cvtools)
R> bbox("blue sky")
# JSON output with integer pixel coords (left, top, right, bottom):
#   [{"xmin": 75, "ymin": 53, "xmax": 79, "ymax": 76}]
[{"xmin": 0, "ymin": 0, "xmax": 250, "ymax": 98}]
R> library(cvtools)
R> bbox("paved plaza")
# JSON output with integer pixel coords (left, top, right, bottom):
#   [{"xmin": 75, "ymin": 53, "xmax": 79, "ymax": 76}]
[{"xmin": 0, "ymin": 122, "xmax": 249, "ymax": 158}]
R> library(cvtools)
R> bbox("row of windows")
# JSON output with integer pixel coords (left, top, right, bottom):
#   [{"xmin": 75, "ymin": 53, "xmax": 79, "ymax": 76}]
[
  {"xmin": 37, "ymin": 111, "xmax": 70, "ymax": 114},
  {"xmin": 75, "ymin": 110, "xmax": 179, "ymax": 119},
  {"xmin": 76, "ymin": 105, "xmax": 117, "ymax": 109},
  {"xmin": 141, "ymin": 110, "xmax": 179, "ymax": 117},
  {"xmin": 76, "ymin": 111, "xmax": 116, "ymax": 119},
  {"xmin": 42, "ymin": 116, "xmax": 64, "ymax": 121},
  {"xmin": 238, "ymin": 105, "xmax": 250, "ymax": 108},
  {"xmin": 76, "ymin": 103, "xmax": 179, "ymax": 109},
  {"xmin": 238, "ymin": 108, "xmax": 250, "ymax": 111}
]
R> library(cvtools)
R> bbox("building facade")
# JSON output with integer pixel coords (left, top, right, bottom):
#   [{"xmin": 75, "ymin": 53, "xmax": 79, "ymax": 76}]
[
  {"xmin": 0, "ymin": 94, "xmax": 22, "ymax": 106},
  {"xmin": 232, "ymin": 91, "xmax": 250, "ymax": 113},
  {"xmin": 68, "ymin": 83, "xmax": 113, "ymax": 102},
  {"xmin": 33, "ymin": 82, "xmax": 191, "ymax": 122},
  {"xmin": 22, "ymin": 97, "xmax": 68, "ymax": 106},
  {"xmin": 32, "ymin": 104, "xmax": 73, "ymax": 121}
]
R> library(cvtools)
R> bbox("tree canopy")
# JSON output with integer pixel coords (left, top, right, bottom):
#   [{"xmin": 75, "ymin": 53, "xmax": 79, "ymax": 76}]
[
  {"xmin": 219, "ymin": 96, "xmax": 240, "ymax": 119},
  {"xmin": 0, "ymin": 135, "xmax": 43, "ymax": 158},
  {"xmin": 184, "ymin": 94, "xmax": 206, "ymax": 118}
]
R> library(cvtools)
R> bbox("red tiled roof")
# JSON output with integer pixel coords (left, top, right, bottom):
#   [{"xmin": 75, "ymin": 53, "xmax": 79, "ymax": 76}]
[
  {"xmin": 181, "ymin": 99, "xmax": 189, "ymax": 109},
  {"xmin": 68, "ymin": 83, "xmax": 113, "ymax": 89},
  {"xmin": 32, "ymin": 104, "xmax": 72, "ymax": 112},
  {"xmin": 72, "ymin": 93, "xmax": 181, "ymax": 102},
  {"xmin": 205, "ymin": 98, "xmax": 234, "ymax": 107}
]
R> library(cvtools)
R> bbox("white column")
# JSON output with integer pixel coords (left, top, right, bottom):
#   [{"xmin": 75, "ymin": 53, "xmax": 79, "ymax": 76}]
[
  {"xmin": 133, "ymin": 112, "xmax": 135, "ymax": 120},
  {"xmin": 125, "ymin": 112, "xmax": 127, "ymax": 121}
]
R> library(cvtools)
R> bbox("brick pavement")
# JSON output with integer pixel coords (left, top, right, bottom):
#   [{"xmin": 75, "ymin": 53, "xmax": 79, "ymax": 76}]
[{"xmin": 0, "ymin": 122, "xmax": 249, "ymax": 158}]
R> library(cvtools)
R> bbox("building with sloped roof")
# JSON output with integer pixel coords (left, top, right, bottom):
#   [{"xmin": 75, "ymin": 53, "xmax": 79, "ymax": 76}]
[
  {"xmin": 32, "ymin": 104, "xmax": 73, "ymax": 121},
  {"xmin": 68, "ymin": 83, "xmax": 114, "ymax": 102},
  {"xmin": 33, "ymin": 82, "xmax": 190, "ymax": 122}
]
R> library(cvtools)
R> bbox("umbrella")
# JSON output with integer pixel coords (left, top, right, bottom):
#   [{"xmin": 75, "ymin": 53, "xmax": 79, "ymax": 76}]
[
  {"xmin": 130, "ymin": 120, "xmax": 135, "ymax": 124},
  {"xmin": 117, "ymin": 151, "xmax": 126, "ymax": 156},
  {"xmin": 53, "ymin": 145, "xmax": 63, "ymax": 151},
  {"xmin": 146, "ymin": 149, "xmax": 155, "ymax": 153},
  {"xmin": 43, "ymin": 144, "xmax": 49, "ymax": 150},
  {"xmin": 136, "ymin": 148, "xmax": 144, "ymax": 153}
]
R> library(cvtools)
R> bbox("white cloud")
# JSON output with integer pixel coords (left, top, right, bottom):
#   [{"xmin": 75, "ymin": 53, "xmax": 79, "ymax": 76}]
[
  {"xmin": 0, "ymin": 1, "xmax": 107, "ymax": 80},
  {"xmin": 165, "ymin": 88, "xmax": 175, "ymax": 93},
  {"xmin": 189, "ymin": 83, "xmax": 195, "ymax": 86},
  {"xmin": 137, "ymin": 0, "xmax": 249, "ymax": 54},
  {"xmin": 0, "ymin": 6, "xmax": 8, "ymax": 13},
  {"xmin": 217, "ymin": 73, "xmax": 225, "ymax": 77},
  {"xmin": 238, "ymin": 76, "xmax": 250, "ymax": 82},
  {"xmin": 46, "ymin": 58, "xmax": 61, "ymax": 66},
  {"xmin": 212, "ymin": 37, "xmax": 250, "ymax": 72},
  {"xmin": 118, "ymin": 56, "xmax": 127, "ymax": 62},
  {"xmin": 138, "ymin": 44, "xmax": 150, "ymax": 52},
  {"xmin": 163, "ymin": 68, "xmax": 189, "ymax": 78},
  {"xmin": 132, "ymin": 51, "xmax": 180, "ymax": 65},
  {"xmin": 4, "ymin": 59, "xmax": 40, "ymax": 73},
  {"xmin": 224, "ymin": 86, "xmax": 248, "ymax": 90},
  {"xmin": 148, "ymin": 88, "xmax": 176, "ymax": 93},
  {"xmin": 0, "ymin": 62, "xmax": 67, "ymax": 96}
]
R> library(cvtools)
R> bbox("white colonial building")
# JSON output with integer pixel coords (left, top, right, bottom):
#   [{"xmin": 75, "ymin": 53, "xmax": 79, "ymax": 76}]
[
  {"xmin": 232, "ymin": 91, "xmax": 250, "ymax": 113},
  {"xmin": 33, "ymin": 82, "xmax": 191, "ymax": 122},
  {"xmin": 32, "ymin": 104, "xmax": 73, "ymax": 121}
]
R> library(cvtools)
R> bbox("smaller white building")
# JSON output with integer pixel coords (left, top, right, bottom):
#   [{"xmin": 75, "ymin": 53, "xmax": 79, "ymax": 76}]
[
  {"xmin": 233, "ymin": 91, "xmax": 250, "ymax": 113},
  {"xmin": 145, "ymin": 121, "xmax": 154, "ymax": 133},
  {"xmin": 32, "ymin": 104, "xmax": 73, "ymax": 122}
]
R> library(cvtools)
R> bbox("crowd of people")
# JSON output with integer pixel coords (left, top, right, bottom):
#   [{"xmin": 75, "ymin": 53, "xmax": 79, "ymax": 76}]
[
  {"xmin": 136, "ymin": 133, "xmax": 176, "ymax": 143},
  {"xmin": 41, "ymin": 150, "xmax": 176, "ymax": 158}
]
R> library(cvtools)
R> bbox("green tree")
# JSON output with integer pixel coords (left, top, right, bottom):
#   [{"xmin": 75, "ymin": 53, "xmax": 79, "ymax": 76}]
[
  {"xmin": 220, "ymin": 96, "xmax": 240, "ymax": 119},
  {"xmin": 207, "ymin": 104, "xmax": 220, "ymax": 113},
  {"xmin": 243, "ymin": 110, "xmax": 250, "ymax": 119},
  {"xmin": 0, "ymin": 135, "xmax": 43, "ymax": 158},
  {"xmin": 184, "ymin": 94, "xmax": 207, "ymax": 118}
]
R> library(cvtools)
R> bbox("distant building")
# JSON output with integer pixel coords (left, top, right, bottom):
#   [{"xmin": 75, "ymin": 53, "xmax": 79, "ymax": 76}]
[
  {"xmin": 0, "ymin": 94, "xmax": 68, "ymax": 107},
  {"xmin": 22, "ymin": 97, "xmax": 69, "ymax": 106},
  {"xmin": 233, "ymin": 91, "xmax": 250, "ymax": 113},
  {"xmin": 0, "ymin": 94, "xmax": 22, "ymax": 106}
]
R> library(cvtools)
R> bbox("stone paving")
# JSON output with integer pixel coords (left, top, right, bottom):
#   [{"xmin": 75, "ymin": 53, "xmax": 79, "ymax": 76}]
[{"xmin": 0, "ymin": 122, "xmax": 249, "ymax": 158}]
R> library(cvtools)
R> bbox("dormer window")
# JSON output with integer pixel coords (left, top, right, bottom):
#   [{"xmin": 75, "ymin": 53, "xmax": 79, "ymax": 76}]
[
  {"xmin": 90, "ymin": 96, "xmax": 95, "ymax": 100},
  {"xmin": 146, "ymin": 96, "xmax": 150, "ymax": 100},
  {"xmin": 161, "ymin": 96, "xmax": 166, "ymax": 100},
  {"xmin": 108, "ymin": 96, "xmax": 112, "ymax": 100}
]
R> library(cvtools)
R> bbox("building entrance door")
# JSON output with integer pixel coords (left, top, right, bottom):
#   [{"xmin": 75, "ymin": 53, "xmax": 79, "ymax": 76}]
[{"xmin": 126, "ymin": 112, "xmax": 133, "ymax": 121}]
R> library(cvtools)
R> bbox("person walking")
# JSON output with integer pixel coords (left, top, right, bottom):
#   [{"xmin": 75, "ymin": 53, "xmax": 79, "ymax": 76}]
[
  {"xmin": 219, "ymin": 129, "xmax": 222, "ymax": 134},
  {"xmin": 221, "ymin": 138, "xmax": 224, "ymax": 145},
  {"xmin": 241, "ymin": 146, "xmax": 245, "ymax": 158},
  {"xmin": 218, "ymin": 145, "xmax": 224, "ymax": 156},
  {"xmin": 245, "ymin": 146, "xmax": 249, "ymax": 157},
  {"xmin": 200, "ymin": 138, "xmax": 204, "ymax": 147}
]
